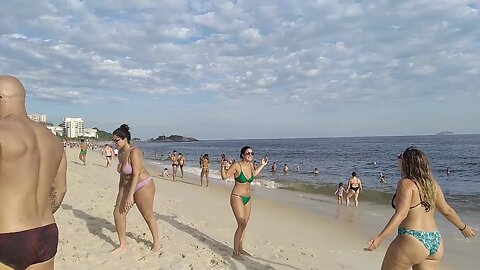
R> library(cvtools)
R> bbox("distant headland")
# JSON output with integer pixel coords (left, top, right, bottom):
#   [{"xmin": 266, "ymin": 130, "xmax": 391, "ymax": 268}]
[
  {"xmin": 148, "ymin": 135, "xmax": 199, "ymax": 142},
  {"xmin": 435, "ymin": 131, "xmax": 454, "ymax": 136}
]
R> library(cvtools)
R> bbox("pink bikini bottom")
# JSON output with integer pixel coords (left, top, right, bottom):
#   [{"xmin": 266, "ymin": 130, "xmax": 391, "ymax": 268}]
[{"xmin": 135, "ymin": 178, "xmax": 153, "ymax": 193}]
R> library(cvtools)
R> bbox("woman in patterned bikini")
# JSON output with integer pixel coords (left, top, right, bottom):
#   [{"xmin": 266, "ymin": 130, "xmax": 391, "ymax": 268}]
[{"xmin": 364, "ymin": 147, "xmax": 475, "ymax": 269}]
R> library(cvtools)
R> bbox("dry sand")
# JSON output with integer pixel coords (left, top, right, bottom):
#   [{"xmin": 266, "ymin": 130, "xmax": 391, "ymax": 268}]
[{"xmin": 54, "ymin": 147, "xmax": 465, "ymax": 269}]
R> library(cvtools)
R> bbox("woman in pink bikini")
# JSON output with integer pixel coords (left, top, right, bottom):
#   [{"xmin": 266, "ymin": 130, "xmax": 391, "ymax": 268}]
[{"xmin": 111, "ymin": 124, "xmax": 160, "ymax": 253}]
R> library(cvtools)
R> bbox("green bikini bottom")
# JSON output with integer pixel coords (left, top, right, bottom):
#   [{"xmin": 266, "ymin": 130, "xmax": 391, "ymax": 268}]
[
  {"xmin": 232, "ymin": 194, "xmax": 251, "ymax": 205},
  {"xmin": 398, "ymin": 228, "xmax": 441, "ymax": 256}
]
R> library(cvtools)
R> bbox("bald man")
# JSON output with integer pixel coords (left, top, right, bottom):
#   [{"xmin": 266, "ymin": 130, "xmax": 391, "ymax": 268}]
[{"xmin": 0, "ymin": 75, "xmax": 67, "ymax": 270}]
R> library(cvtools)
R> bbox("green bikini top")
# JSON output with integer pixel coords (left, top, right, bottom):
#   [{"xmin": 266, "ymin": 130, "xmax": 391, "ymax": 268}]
[{"xmin": 235, "ymin": 162, "xmax": 254, "ymax": 183}]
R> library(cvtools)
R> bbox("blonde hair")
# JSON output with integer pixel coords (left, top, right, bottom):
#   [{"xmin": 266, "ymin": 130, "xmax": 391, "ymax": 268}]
[{"xmin": 399, "ymin": 147, "xmax": 437, "ymax": 211}]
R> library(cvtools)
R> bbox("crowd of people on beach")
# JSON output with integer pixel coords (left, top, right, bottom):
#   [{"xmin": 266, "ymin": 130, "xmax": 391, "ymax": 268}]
[{"xmin": 0, "ymin": 75, "xmax": 476, "ymax": 269}]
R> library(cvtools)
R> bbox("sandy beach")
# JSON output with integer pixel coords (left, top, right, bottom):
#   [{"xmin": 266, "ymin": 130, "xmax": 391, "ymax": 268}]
[{"xmin": 53, "ymin": 147, "xmax": 475, "ymax": 269}]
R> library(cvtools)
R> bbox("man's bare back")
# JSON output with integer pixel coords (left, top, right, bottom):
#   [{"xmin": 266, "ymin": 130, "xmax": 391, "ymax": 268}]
[{"xmin": 0, "ymin": 75, "xmax": 67, "ymax": 269}]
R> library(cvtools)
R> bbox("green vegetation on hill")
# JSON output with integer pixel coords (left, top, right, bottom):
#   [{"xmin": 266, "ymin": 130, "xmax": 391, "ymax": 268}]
[{"xmin": 93, "ymin": 127, "xmax": 113, "ymax": 141}]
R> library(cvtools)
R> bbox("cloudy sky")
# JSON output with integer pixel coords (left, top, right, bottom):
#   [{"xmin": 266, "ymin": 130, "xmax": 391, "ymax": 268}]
[{"xmin": 1, "ymin": 0, "xmax": 479, "ymax": 140}]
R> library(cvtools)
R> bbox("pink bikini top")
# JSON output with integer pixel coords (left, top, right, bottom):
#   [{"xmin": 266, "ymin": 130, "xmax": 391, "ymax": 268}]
[{"xmin": 118, "ymin": 147, "xmax": 135, "ymax": 175}]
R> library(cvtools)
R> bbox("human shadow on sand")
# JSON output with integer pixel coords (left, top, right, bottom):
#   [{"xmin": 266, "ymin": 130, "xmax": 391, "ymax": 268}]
[
  {"xmin": 62, "ymin": 204, "xmax": 152, "ymax": 249},
  {"xmin": 156, "ymin": 212, "xmax": 299, "ymax": 270},
  {"xmin": 70, "ymin": 161, "xmax": 85, "ymax": 166}
]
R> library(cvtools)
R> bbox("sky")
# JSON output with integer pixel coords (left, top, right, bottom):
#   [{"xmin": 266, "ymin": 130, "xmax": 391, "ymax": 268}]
[{"xmin": 1, "ymin": 0, "xmax": 479, "ymax": 140}]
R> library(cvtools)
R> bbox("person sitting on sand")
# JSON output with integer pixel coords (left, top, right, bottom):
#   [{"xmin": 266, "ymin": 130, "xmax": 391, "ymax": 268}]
[
  {"xmin": 365, "ymin": 147, "xmax": 475, "ymax": 269},
  {"xmin": 111, "ymin": 124, "xmax": 160, "ymax": 253},
  {"xmin": 221, "ymin": 146, "xmax": 268, "ymax": 260},
  {"xmin": 162, "ymin": 168, "xmax": 169, "ymax": 177}
]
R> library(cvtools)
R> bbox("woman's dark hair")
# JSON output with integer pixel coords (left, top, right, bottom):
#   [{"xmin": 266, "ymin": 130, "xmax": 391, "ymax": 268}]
[
  {"xmin": 352, "ymin": 172, "xmax": 357, "ymax": 177},
  {"xmin": 339, "ymin": 182, "xmax": 344, "ymax": 187},
  {"xmin": 240, "ymin": 146, "xmax": 252, "ymax": 158},
  {"xmin": 113, "ymin": 124, "xmax": 131, "ymax": 143}
]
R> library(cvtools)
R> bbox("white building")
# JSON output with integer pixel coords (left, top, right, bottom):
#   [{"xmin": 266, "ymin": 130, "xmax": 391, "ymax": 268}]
[
  {"xmin": 28, "ymin": 114, "xmax": 47, "ymax": 123},
  {"xmin": 63, "ymin": 117, "xmax": 85, "ymax": 138},
  {"xmin": 46, "ymin": 126, "xmax": 64, "ymax": 136},
  {"xmin": 83, "ymin": 128, "xmax": 98, "ymax": 138}
]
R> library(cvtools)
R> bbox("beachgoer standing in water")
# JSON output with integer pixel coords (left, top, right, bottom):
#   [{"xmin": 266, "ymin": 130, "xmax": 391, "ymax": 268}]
[
  {"xmin": 365, "ymin": 147, "xmax": 475, "ymax": 269},
  {"xmin": 271, "ymin": 162, "xmax": 277, "ymax": 172},
  {"xmin": 335, "ymin": 182, "xmax": 346, "ymax": 205},
  {"xmin": 221, "ymin": 146, "xmax": 268, "ymax": 260},
  {"xmin": 0, "ymin": 75, "xmax": 67, "ymax": 269},
  {"xmin": 178, "ymin": 153, "xmax": 185, "ymax": 178},
  {"xmin": 346, "ymin": 172, "xmax": 363, "ymax": 207},
  {"xmin": 169, "ymin": 150, "xmax": 179, "ymax": 181},
  {"xmin": 200, "ymin": 154, "xmax": 210, "ymax": 187}
]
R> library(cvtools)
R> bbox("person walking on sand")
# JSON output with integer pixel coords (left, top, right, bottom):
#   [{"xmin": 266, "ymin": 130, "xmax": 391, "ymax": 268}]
[
  {"xmin": 178, "ymin": 153, "xmax": 185, "ymax": 178},
  {"xmin": 221, "ymin": 146, "xmax": 268, "ymax": 260},
  {"xmin": 200, "ymin": 154, "xmax": 210, "ymax": 187},
  {"xmin": 169, "ymin": 150, "xmax": 179, "ymax": 181},
  {"xmin": 79, "ymin": 139, "xmax": 88, "ymax": 165},
  {"xmin": 111, "ymin": 124, "xmax": 160, "ymax": 253},
  {"xmin": 0, "ymin": 75, "xmax": 67, "ymax": 270},
  {"xmin": 365, "ymin": 147, "xmax": 475, "ymax": 269},
  {"xmin": 103, "ymin": 144, "xmax": 114, "ymax": 168},
  {"xmin": 335, "ymin": 182, "xmax": 346, "ymax": 205},
  {"xmin": 346, "ymin": 172, "xmax": 363, "ymax": 207}
]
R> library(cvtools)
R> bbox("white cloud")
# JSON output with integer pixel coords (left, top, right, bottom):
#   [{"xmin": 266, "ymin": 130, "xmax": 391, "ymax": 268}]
[{"xmin": 0, "ymin": 0, "xmax": 479, "ymax": 138}]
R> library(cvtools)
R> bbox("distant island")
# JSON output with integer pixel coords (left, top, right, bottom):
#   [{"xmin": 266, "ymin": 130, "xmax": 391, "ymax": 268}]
[
  {"xmin": 435, "ymin": 131, "xmax": 454, "ymax": 136},
  {"xmin": 148, "ymin": 135, "xmax": 198, "ymax": 142}
]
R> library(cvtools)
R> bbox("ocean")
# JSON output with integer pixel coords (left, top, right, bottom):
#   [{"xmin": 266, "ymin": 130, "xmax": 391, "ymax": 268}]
[{"xmin": 134, "ymin": 134, "xmax": 480, "ymax": 218}]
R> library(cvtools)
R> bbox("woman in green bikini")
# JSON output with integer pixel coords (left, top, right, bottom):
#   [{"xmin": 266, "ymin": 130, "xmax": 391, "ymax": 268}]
[
  {"xmin": 221, "ymin": 146, "xmax": 268, "ymax": 260},
  {"xmin": 365, "ymin": 147, "xmax": 475, "ymax": 269}
]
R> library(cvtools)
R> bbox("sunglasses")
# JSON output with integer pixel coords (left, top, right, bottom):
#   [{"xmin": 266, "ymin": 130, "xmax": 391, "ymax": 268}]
[
  {"xmin": 245, "ymin": 152, "xmax": 254, "ymax": 156},
  {"xmin": 112, "ymin": 138, "xmax": 122, "ymax": 143}
]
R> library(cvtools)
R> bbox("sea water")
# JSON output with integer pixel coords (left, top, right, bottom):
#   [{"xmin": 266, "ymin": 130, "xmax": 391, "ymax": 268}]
[{"xmin": 136, "ymin": 134, "xmax": 480, "ymax": 219}]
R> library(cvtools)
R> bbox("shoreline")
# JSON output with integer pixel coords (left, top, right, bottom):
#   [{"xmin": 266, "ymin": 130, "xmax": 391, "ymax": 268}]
[
  {"xmin": 54, "ymin": 147, "xmax": 477, "ymax": 269},
  {"xmin": 146, "ymin": 153, "xmax": 479, "ymax": 269}
]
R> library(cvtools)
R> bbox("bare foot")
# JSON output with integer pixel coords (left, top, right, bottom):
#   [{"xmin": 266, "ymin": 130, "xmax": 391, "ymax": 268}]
[
  {"xmin": 151, "ymin": 243, "xmax": 161, "ymax": 252},
  {"xmin": 240, "ymin": 249, "xmax": 252, "ymax": 256},
  {"xmin": 232, "ymin": 252, "xmax": 244, "ymax": 261},
  {"xmin": 110, "ymin": 246, "xmax": 127, "ymax": 254}
]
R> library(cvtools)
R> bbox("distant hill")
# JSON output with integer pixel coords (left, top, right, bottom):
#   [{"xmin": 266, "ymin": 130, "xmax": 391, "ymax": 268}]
[
  {"xmin": 93, "ymin": 127, "xmax": 113, "ymax": 140},
  {"xmin": 435, "ymin": 131, "xmax": 454, "ymax": 136},
  {"xmin": 148, "ymin": 135, "xmax": 198, "ymax": 142}
]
